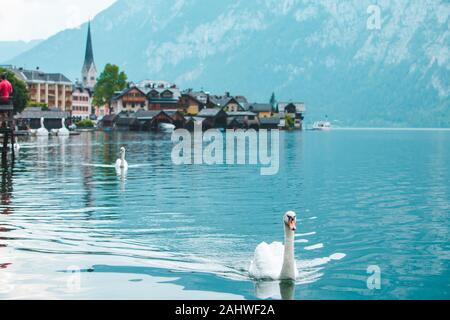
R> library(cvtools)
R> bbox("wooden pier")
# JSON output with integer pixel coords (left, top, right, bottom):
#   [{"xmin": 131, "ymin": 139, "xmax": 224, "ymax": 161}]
[{"xmin": 0, "ymin": 99, "xmax": 16, "ymax": 161}]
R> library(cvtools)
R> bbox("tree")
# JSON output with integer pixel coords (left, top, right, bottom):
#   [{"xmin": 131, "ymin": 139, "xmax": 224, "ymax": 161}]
[
  {"xmin": 92, "ymin": 64, "xmax": 127, "ymax": 113},
  {"xmin": 285, "ymin": 114, "xmax": 294, "ymax": 130},
  {"xmin": 75, "ymin": 119, "xmax": 95, "ymax": 128},
  {"xmin": 270, "ymin": 92, "xmax": 278, "ymax": 113},
  {"xmin": 28, "ymin": 102, "xmax": 49, "ymax": 110},
  {"xmin": 0, "ymin": 67, "xmax": 29, "ymax": 114}
]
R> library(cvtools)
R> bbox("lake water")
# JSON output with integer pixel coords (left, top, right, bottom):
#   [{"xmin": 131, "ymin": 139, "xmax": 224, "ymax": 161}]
[{"xmin": 0, "ymin": 129, "xmax": 449, "ymax": 300}]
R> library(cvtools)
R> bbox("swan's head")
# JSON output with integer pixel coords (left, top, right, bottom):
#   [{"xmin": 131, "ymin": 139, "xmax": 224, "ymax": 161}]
[
  {"xmin": 284, "ymin": 211, "xmax": 297, "ymax": 231},
  {"xmin": 120, "ymin": 147, "xmax": 126, "ymax": 155}
]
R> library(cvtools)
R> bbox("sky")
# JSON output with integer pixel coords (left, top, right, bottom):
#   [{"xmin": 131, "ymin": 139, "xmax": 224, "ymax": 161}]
[{"xmin": 0, "ymin": 0, "xmax": 116, "ymax": 42}]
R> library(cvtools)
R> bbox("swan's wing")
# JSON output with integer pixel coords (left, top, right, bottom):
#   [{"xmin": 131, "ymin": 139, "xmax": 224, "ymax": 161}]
[{"xmin": 249, "ymin": 241, "xmax": 284, "ymax": 280}]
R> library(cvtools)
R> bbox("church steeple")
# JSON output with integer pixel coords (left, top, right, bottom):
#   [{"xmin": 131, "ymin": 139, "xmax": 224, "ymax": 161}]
[{"xmin": 82, "ymin": 21, "xmax": 97, "ymax": 89}]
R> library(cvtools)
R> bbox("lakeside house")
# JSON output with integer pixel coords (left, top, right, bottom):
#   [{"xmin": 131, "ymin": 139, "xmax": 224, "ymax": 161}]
[
  {"xmin": 247, "ymin": 103, "xmax": 274, "ymax": 118},
  {"xmin": 111, "ymin": 87, "xmax": 148, "ymax": 113},
  {"xmin": 111, "ymin": 81, "xmax": 182, "ymax": 114},
  {"xmin": 226, "ymin": 111, "xmax": 259, "ymax": 130},
  {"xmin": 8, "ymin": 67, "xmax": 73, "ymax": 112},
  {"xmin": 109, "ymin": 110, "xmax": 180, "ymax": 132},
  {"xmin": 207, "ymin": 93, "xmax": 248, "ymax": 112},
  {"xmin": 185, "ymin": 117, "xmax": 207, "ymax": 131},
  {"xmin": 259, "ymin": 116, "xmax": 282, "ymax": 129},
  {"xmin": 148, "ymin": 88, "xmax": 181, "ymax": 111},
  {"xmin": 278, "ymin": 102, "xmax": 306, "ymax": 129},
  {"xmin": 72, "ymin": 85, "xmax": 93, "ymax": 120},
  {"xmin": 197, "ymin": 108, "xmax": 228, "ymax": 129},
  {"xmin": 98, "ymin": 114, "xmax": 116, "ymax": 130},
  {"xmin": 15, "ymin": 107, "xmax": 71, "ymax": 130},
  {"xmin": 179, "ymin": 91, "xmax": 208, "ymax": 115}
]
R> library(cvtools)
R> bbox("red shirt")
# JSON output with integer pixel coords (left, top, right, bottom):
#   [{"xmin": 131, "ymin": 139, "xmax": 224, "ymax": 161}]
[{"xmin": 0, "ymin": 80, "xmax": 13, "ymax": 98}]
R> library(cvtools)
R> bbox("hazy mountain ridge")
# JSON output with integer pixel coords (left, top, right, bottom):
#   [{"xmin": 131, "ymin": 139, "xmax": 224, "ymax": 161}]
[
  {"xmin": 0, "ymin": 40, "xmax": 42, "ymax": 64},
  {"xmin": 9, "ymin": 0, "xmax": 450, "ymax": 126}
]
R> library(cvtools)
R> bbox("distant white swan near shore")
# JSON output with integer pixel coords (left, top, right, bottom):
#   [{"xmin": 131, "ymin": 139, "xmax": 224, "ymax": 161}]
[
  {"xmin": 115, "ymin": 147, "xmax": 128, "ymax": 171},
  {"xmin": 57, "ymin": 118, "xmax": 70, "ymax": 136},
  {"xmin": 249, "ymin": 211, "xmax": 299, "ymax": 280},
  {"xmin": 36, "ymin": 118, "xmax": 48, "ymax": 137}
]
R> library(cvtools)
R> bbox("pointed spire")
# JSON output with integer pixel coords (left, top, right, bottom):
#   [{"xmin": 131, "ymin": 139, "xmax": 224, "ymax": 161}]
[{"xmin": 83, "ymin": 21, "xmax": 95, "ymax": 72}]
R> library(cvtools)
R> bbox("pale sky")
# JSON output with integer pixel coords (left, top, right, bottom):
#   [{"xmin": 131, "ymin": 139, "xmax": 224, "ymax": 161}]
[{"xmin": 0, "ymin": 0, "xmax": 116, "ymax": 42}]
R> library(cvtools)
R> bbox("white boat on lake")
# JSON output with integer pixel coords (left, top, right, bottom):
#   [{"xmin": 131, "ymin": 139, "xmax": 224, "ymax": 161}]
[
  {"xmin": 312, "ymin": 121, "xmax": 332, "ymax": 131},
  {"xmin": 159, "ymin": 123, "xmax": 176, "ymax": 132}
]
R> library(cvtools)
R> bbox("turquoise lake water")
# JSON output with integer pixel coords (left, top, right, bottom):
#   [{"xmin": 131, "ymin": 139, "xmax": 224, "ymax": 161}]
[{"xmin": 0, "ymin": 130, "xmax": 449, "ymax": 299}]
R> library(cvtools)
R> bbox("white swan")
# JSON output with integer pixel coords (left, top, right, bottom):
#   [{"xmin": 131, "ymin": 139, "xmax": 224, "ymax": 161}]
[
  {"xmin": 57, "ymin": 118, "xmax": 70, "ymax": 136},
  {"xmin": 115, "ymin": 147, "xmax": 128, "ymax": 171},
  {"xmin": 36, "ymin": 117, "xmax": 49, "ymax": 137},
  {"xmin": 249, "ymin": 211, "xmax": 299, "ymax": 281}
]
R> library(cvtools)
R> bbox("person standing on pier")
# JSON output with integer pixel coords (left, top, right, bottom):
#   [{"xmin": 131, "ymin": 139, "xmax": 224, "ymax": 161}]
[{"xmin": 0, "ymin": 73, "xmax": 13, "ymax": 105}]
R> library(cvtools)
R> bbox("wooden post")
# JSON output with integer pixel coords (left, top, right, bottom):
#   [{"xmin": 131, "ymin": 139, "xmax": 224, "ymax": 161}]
[{"xmin": 2, "ymin": 128, "xmax": 8, "ymax": 162}]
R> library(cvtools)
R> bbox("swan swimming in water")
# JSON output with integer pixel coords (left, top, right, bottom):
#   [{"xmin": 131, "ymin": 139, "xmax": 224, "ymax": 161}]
[
  {"xmin": 249, "ymin": 211, "xmax": 299, "ymax": 281},
  {"xmin": 36, "ymin": 117, "xmax": 49, "ymax": 137},
  {"xmin": 115, "ymin": 147, "xmax": 128, "ymax": 171},
  {"xmin": 57, "ymin": 118, "xmax": 70, "ymax": 136}
]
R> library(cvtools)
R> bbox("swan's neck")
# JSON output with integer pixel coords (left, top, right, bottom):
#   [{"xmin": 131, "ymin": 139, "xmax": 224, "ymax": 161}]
[
  {"xmin": 120, "ymin": 152, "xmax": 126, "ymax": 167},
  {"xmin": 280, "ymin": 226, "xmax": 296, "ymax": 280}
]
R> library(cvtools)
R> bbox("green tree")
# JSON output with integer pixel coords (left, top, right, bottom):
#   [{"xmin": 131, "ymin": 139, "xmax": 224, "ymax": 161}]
[
  {"xmin": 76, "ymin": 119, "xmax": 95, "ymax": 128},
  {"xmin": 285, "ymin": 114, "xmax": 294, "ymax": 130},
  {"xmin": 0, "ymin": 67, "xmax": 29, "ymax": 114},
  {"xmin": 270, "ymin": 92, "xmax": 278, "ymax": 113},
  {"xmin": 28, "ymin": 101, "xmax": 49, "ymax": 110},
  {"xmin": 92, "ymin": 64, "xmax": 127, "ymax": 113}
]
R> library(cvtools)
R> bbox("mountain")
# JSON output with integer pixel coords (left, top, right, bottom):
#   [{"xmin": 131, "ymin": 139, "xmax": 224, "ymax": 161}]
[
  {"xmin": 0, "ymin": 40, "xmax": 41, "ymax": 63},
  {"xmin": 9, "ymin": 0, "xmax": 450, "ymax": 127}
]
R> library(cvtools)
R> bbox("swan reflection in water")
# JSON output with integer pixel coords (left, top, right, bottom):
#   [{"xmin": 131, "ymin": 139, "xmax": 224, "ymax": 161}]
[{"xmin": 254, "ymin": 280, "xmax": 296, "ymax": 300}]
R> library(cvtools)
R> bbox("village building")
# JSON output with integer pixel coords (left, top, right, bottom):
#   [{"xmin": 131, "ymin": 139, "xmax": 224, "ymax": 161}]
[
  {"xmin": 185, "ymin": 116, "xmax": 211, "ymax": 131},
  {"xmin": 147, "ymin": 87, "xmax": 181, "ymax": 110},
  {"xmin": 179, "ymin": 91, "xmax": 207, "ymax": 115},
  {"xmin": 197, "ymin": 108, "xmax": 228, "ymax": 129},
  {"xmin": 111, "ymin": 86, "xmax": 148, "ymax": 113},
  {"xmin": 113, "ymin": 112, "xmax": 136, "ymax": 131},
  {"xmin": 226, "ymin": 111, "xmax": 259, "ymax": 130},
  {"xmin": 208, "ymin": 93, "xmax": 248, "ymax": 112},
  {"xmin": 259, "ymin": 116, "xmax": 281, "ymax": 129},
  {"xmin": 72, "ymin": 85, "xmax": 93, "ymax": 120},
  {"xmin": 227, "ymin": 117, "xmax": 245, "ymax": 130},
  {"xmin": 247, "ymin": 103, "xmax": 274, "ymax": 118},
  {"xmin": 15, "ymin": 107, "xmax": 71, "ymax": 130},
  {"xmin": 278, "ymin": 102, "xmax": 306, "ymax": 129},
  {"xmin": 163, "ymin": 110, "xmax": 186, "ymax": 129},
  {"xmin": 9, "ymin": 67, "xmax": 73, "ymax": 111},
  {"xmin": 97, "ymin": 114, "xmax": 117, "ymax": 130}
]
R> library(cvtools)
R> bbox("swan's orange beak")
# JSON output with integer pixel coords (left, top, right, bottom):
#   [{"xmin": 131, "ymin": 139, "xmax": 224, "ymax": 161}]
[{"xmin": 289, "ymin": 219, "xmax": 297, "ymax": 231}]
